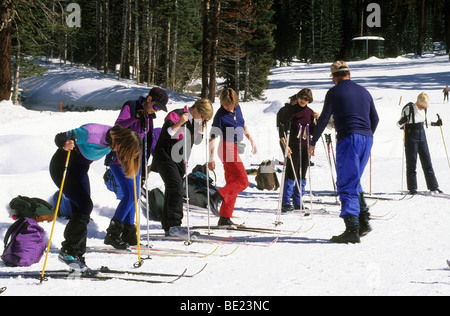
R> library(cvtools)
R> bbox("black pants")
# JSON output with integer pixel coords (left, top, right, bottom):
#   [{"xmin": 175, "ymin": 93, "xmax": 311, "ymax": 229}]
[
  {"xmin": 49, "ymin": 149, "xmax": 92, "ymax": 257},
  {"xmin": 156, "ymin": 158, "xmax": 185, "ymax": 232},
  {"xmin": 405, "ymin": 127, "xmax": 439, "ymax": 191}
]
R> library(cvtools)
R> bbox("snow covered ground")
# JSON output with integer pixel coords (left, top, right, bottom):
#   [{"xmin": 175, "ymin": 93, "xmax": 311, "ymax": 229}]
[{"xmin": 0, "ymin": 55, "xmax": 450, "ymax": 297}]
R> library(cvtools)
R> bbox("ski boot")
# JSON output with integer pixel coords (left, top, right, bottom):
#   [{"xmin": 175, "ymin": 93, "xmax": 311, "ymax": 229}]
[
  {"xmin": 58, "ymin": 251, "xmax": 97, "ymax": 276},
  {"xmin": 104, "ymin": 217, "xmax": 128, "ymax": 250},
  {"xmin": 121, "ymin": 223, "xmax": 138, "ymax": 246},
  {"xmin": 330, "ymin": 215, "xmax": 360, "ymax": 244}
]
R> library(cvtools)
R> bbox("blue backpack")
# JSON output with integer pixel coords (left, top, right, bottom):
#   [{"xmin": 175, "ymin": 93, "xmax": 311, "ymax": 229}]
[{"xmin": 1, "ymin": 218, "xmax": 46, "ymax": 267}]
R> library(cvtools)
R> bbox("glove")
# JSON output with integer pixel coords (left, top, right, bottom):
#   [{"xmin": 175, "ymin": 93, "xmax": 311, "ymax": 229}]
[
  {"xmin": 135, "ymin": 109, "xmax": 148, "ymax": 120},
  {"xmin": 431, "ymin": 114, "xmax": 443, "ymax": 127}
]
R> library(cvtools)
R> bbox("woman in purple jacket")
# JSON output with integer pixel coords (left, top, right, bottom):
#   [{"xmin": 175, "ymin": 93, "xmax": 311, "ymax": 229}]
[{"xmin": 104, "ymin": 88, "xmax": 168, "ymax": 249}]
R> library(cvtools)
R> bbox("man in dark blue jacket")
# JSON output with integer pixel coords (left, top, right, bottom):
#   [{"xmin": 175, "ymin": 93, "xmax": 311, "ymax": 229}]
[{"xmin": 309, "ymin": 61, "xmax": 379, "ymax": 243}]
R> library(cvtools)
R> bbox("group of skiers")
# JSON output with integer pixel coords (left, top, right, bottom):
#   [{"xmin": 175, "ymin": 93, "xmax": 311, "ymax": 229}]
[{"xmin": 50, "ymin": 60, "xmax": 445, "ymax": 273}]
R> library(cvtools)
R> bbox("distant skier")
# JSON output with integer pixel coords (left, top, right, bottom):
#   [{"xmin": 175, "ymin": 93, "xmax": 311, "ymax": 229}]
[
  {"xmin": 443, "ymin": 85, "xmax": 449, "ymax": 103},
  {"xmin": 398, "ymin": 92, "xmax": 443, "ymax": 195},
  {"xmin": 309, "ymin": 61, "xmax": 379, "ymax": 244}
]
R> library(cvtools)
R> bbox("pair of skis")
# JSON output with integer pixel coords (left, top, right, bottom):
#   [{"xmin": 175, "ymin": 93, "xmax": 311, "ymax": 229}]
[{"xmin": 0, "ymin": 263, "xmax": 207, "ymax": 284}]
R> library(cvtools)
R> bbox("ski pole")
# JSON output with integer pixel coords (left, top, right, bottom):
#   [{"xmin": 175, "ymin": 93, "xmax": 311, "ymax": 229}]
[
  {"xmin": 321, "ymin": 135, "xmax": 337, "ymax": 198},
  {"xmin": 401, "ymin": 125, "xmax": 405, "ymax": 191},
  {"xmin": 205, "ymin": 123, "xmax": 211, "ymax": 235},
  {"xmin": 306, "ymin": 124, "xmax": 313, "ymax": 211},
  {"xmin": 282, "ymin": 130, "xmax": 302, "ymax": 210},
  {"xmin": 142, "ymin": 126, "xmax": 152, "ymax": 256},
  {"xmin": 275, "ymin": 120, "xmax": 292, "ymax": 226},
  {"xmin": 40, "ymin": 149, "xmax": 71, "ymax": 282},
  {"xmin": 184, "ymin": 125, "xmax": 192, "ymax": 245},
  {"xmin": 133, "ymin": 174, "xmax": 143, "ymax": 267},
  {"xmin": 434, "ymin": 114, "xmax": 450, "ymax": 168},
  {"xmin": 298, "ymin": 124, "xmax": 303, "ymax": 210},
  {"xmin": 438, "ymin": 124, "xmax": 450, "ymax": 169}
]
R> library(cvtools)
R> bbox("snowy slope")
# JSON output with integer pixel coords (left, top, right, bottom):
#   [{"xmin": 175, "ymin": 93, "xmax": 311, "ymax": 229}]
[{"xmin": 0, "ymin": 55, "xmax": 450, "ymax": 296}]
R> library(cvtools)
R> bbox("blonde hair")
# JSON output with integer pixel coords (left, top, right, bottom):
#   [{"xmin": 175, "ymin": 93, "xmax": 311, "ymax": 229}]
[
  {"xmin": 220, "ymin": 88, "xmax": 239, "ymax": 108},
  {"xmin": 110, "ymin": 125, "xmax": 142, "ymax": 178},
  {"xmin": 417, "ymin": 92, "xmax": 430, "ymax": 108},
  {"xmin": 193, "ymin": 98, "xmax": 214, "ymax": 121}
]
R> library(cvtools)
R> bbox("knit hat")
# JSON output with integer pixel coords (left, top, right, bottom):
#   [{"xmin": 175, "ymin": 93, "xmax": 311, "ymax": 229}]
[
  {"xmin": 148, "ymin": 87, "xmax": 169, "ymax": 112},
  {"xmin": 330, "ymin": 61, "xmax": 350, "ymax": 77}
]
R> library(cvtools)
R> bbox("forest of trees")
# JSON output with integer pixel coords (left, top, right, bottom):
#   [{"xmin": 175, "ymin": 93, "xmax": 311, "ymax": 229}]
[{"xmin": 1, "ymin": 0, "xmax": 450, "ymax": 104}]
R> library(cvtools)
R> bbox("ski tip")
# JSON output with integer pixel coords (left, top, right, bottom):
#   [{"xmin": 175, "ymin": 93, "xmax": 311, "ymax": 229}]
[{"xmin": 447, "ymin": 259, "xmax": 450, "ymax": 268}]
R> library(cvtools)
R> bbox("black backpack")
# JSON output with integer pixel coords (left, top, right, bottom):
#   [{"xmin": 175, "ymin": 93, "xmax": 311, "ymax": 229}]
[{"xmin": 146, "ymin": 188, "xmax": 165, "ymax": 221}]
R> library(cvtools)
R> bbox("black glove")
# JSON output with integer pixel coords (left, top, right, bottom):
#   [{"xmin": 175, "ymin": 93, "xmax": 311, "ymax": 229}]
[
  {"xmin": 431, "ymin": 114, "xmax": 443, "ymax": 127},
  {"xmin": 135, "ymin": 109, "xmax": 148, "ymax": 120}
]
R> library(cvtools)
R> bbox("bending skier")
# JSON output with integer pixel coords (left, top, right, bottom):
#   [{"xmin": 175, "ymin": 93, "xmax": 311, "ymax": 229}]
[
  {"xmin": 104, "ymin": 87, "xmax": 168, "ymax": 249},
  {"xmin": 309, "ymin": 61, "xmax": 379, "ymax": 244},
  {"xmin": 151, "ymin": 99, "xmax": 213, "ymax": 237},
  {"xmin": 50, "ymin": 125, "xmax": 142, "ymax": 272}
]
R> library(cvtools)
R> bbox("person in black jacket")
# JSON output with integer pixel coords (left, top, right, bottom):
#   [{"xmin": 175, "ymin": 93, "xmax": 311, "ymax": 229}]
[{"xmin": 151, "ymin": 99, "xmax": 213, "ymax": 237}]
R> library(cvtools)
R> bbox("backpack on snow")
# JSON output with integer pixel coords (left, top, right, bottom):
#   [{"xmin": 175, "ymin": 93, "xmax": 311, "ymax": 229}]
[
  {"xmin": 255, "ymin": 160, "xmax": 280, "ymax": 191},
  {"xmin": 186, "ymin": 164, "xmax": 220, "ymax": 216},
  {"xmin": 1, "ymin": 217, "xmax": 46, "ymax": 267},
  {"xmin": 146, "ymin": 188, "xmax": 165, "ymax": 221},
  {"xmin": 8, "ymin": 195, "xmax": 55, "ymax": 223}
]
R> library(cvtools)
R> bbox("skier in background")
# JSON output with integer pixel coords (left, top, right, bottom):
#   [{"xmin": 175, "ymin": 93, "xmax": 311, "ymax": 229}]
[
  {"xmin": 397, "ymin": 92, "xmax": 442, "ymax": 195},
  {"xmin": 278, "ymin": 88, "xmax": 317, "ymax": 212},
  {"xmin": 443, "ymin": 85, "xmax": 449, "ymax": 103},
  {"xmin": 309, "ymin": 61, "xmax": 379, "ymax": 244}
]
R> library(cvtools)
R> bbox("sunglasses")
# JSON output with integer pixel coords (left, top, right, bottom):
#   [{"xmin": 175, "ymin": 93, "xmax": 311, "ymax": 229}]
[
  {"xmin": 299, "ymin": 96, "xmax": 309, "ymax": 102},
  {"xmin": 151, "ymin": 101, "xmax": 160, "ymax": 111}
]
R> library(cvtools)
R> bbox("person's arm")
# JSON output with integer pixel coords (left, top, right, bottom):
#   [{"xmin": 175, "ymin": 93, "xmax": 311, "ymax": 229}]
[
  {"xmin": 244, "ymin": 124, "xmax": 257, "ymax": 154},
  {"xmin": 208, "ymin": 137, "xmax": 216, "ymax": 171}
]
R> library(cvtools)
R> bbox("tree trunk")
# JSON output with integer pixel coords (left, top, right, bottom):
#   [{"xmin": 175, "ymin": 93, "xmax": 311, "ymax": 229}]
[
  {"xmin": 208, "ymin": 0, "xmax": 219, "ymax": 102},
  {"xmin": 0, "ymin": 3, "xmax": 12, "ymax": 102},
  {"xmin": 103, "ymin": 0, "xmax": 110, "ymax": 73},
  {"xmin": 417, "ymin": 0, "xmax": 425, "ymax": 56},
  {"xmin": 119, "ymin": 0, "xmax": 129, "ymax": 80},
  {"xmin": 201, "ymin": 0, "xmax": 210, "ymax": 98},
  {"xmin": 134, "ymin": 0, "xmax": 140, "ymax": 84}
]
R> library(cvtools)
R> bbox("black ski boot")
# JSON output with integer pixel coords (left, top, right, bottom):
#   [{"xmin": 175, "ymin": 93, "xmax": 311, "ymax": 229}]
[
  {"xmin": 358, "ymin": 193, "xmax": 372, "ymax": 236},
  {"xmin": 121, "ymin": 223, "xmax": 138, "ymax": 246},
  {"xmin": 330, "ymin": 215, "xmax": 360, "ymax": 244},
  {"xmin": 104, "ymin": 217, "xmax": 128, "ymax": 250},
  {"xmin": 359, "ymin": 211, "xmax": 372, "ymax": 236},
  {"xmin": 218, "ymin": 216, "xmax": 236, "ymax": 227}
]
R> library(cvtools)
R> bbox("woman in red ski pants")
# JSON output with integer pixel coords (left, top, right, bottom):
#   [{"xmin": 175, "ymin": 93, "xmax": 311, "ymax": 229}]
[{"xmin": 208, "ymin": 88, "xmax": 257, "ymax": 226}]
